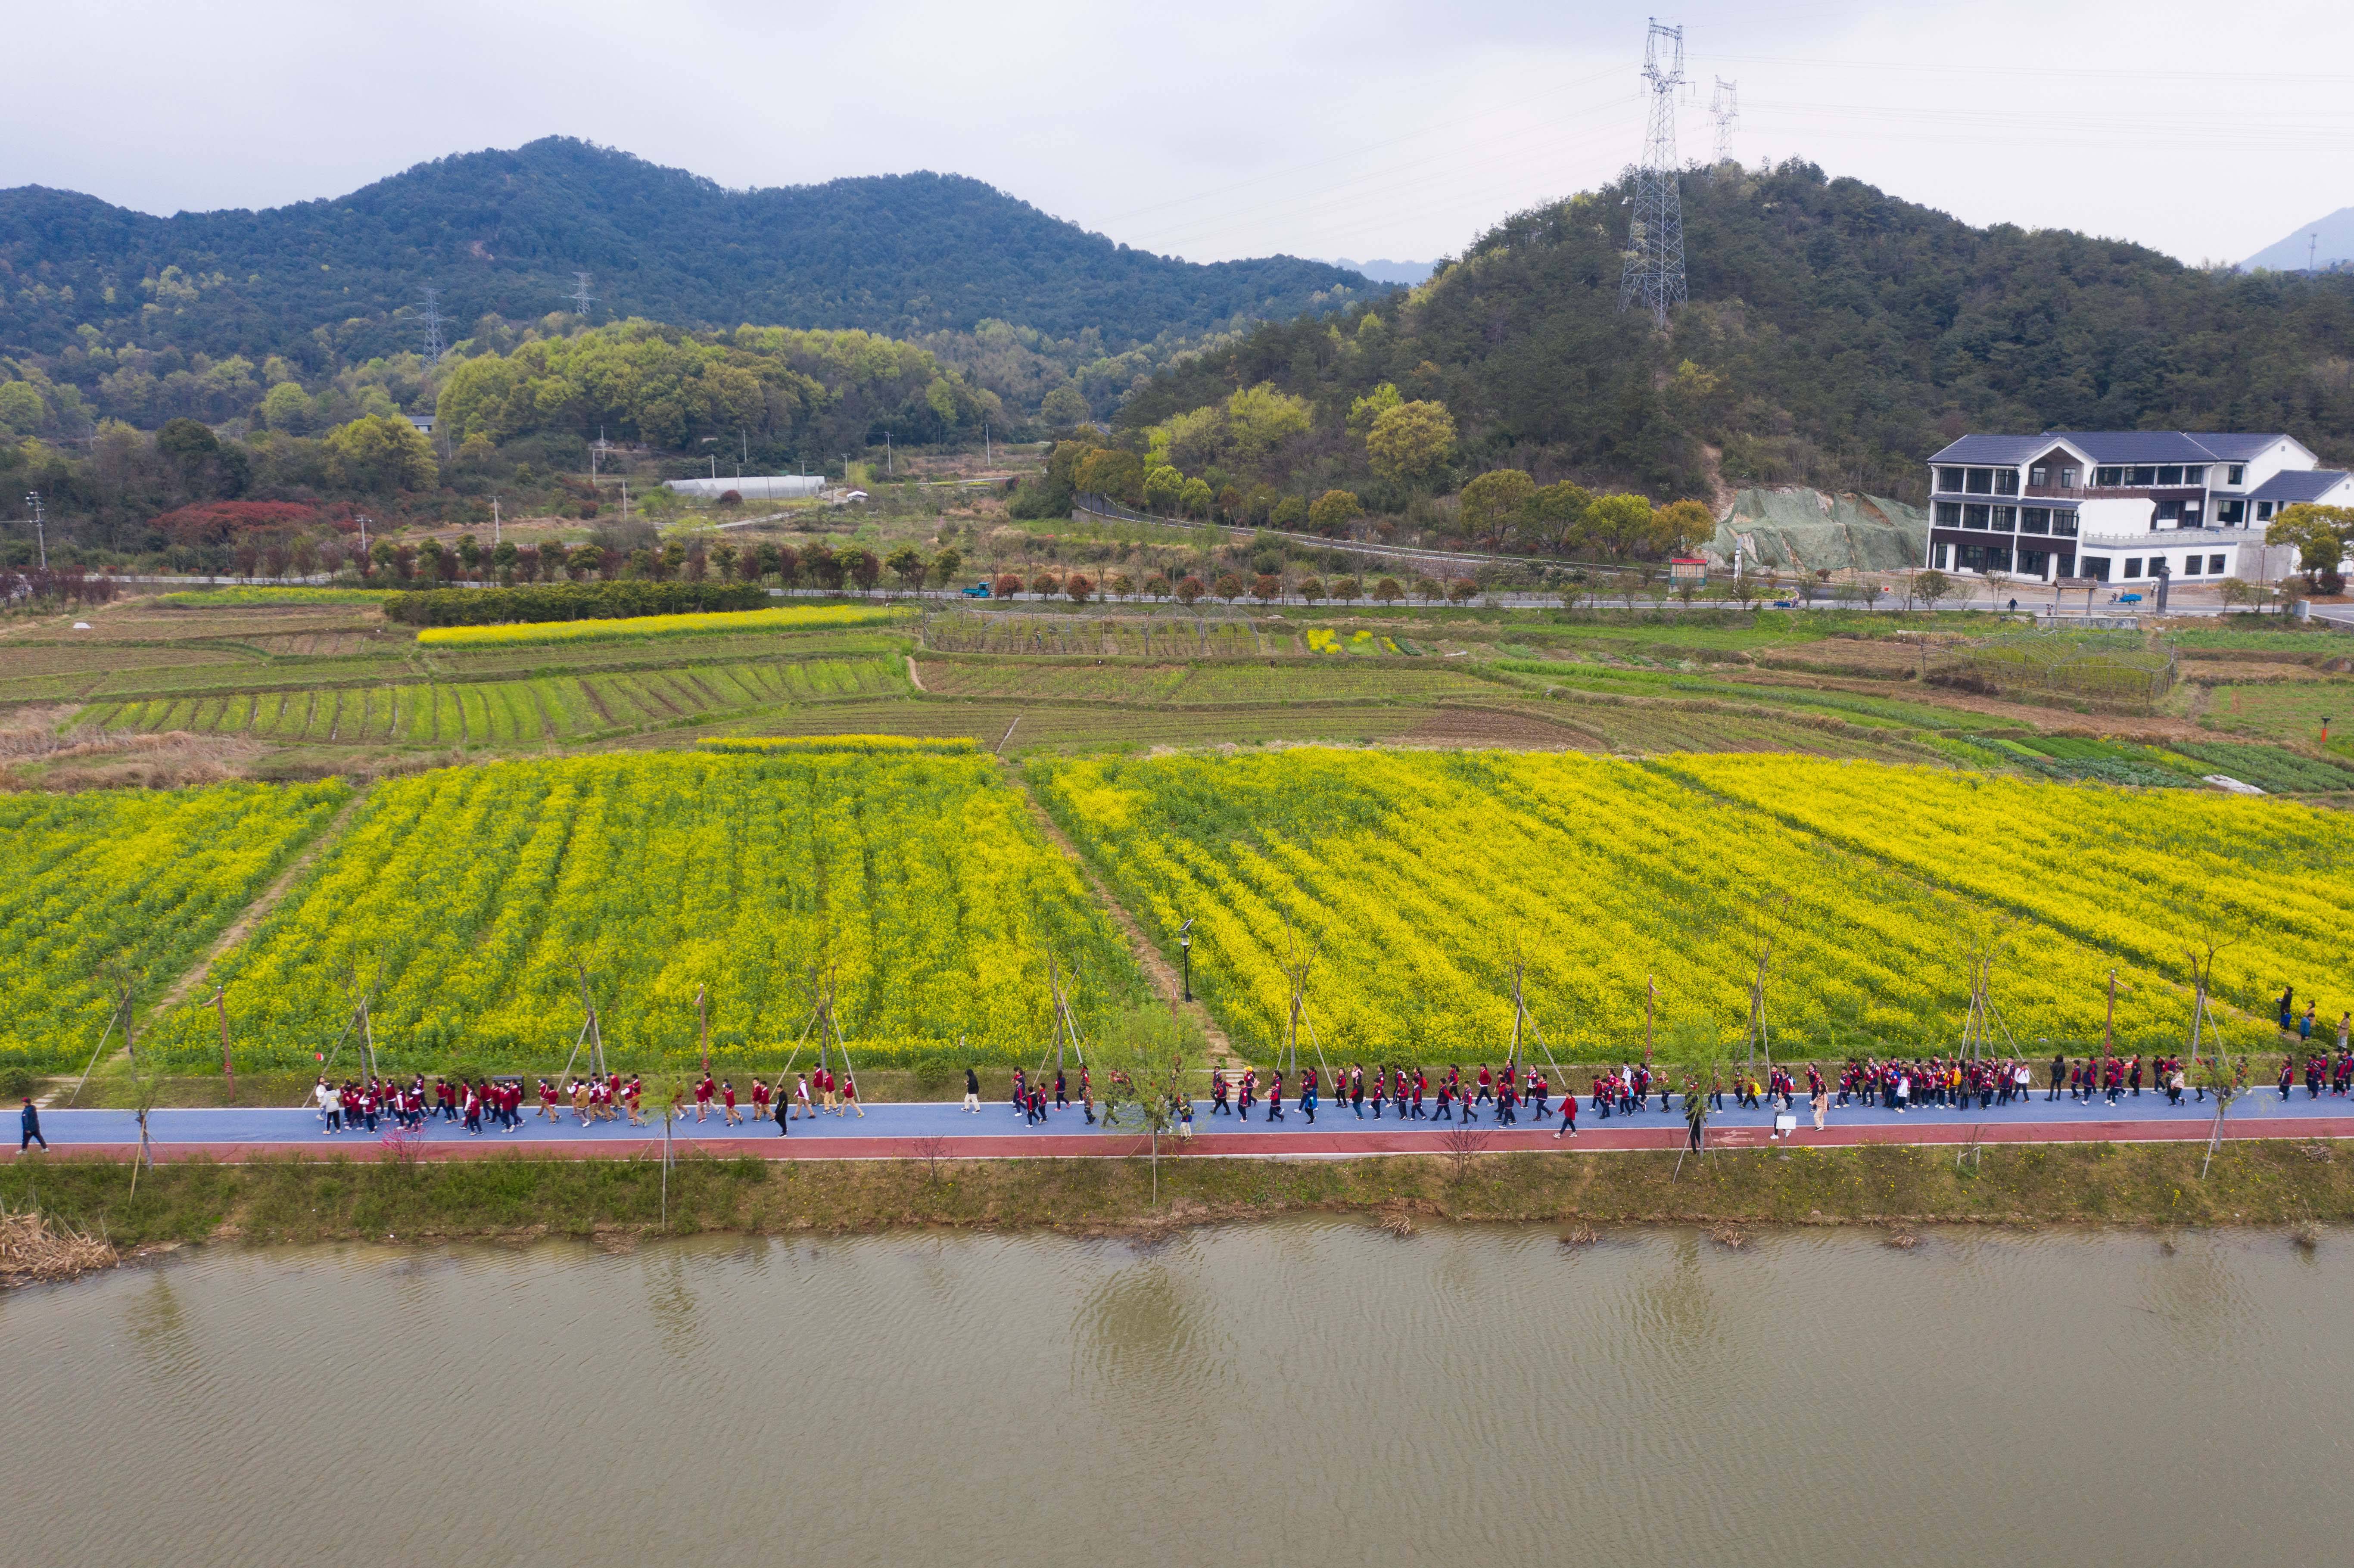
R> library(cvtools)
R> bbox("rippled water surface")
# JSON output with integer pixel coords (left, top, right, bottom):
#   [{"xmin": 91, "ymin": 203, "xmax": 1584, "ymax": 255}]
[{"xmin": 3, "ymin": 1223, "xmax": 2346, "ymax": 1567}]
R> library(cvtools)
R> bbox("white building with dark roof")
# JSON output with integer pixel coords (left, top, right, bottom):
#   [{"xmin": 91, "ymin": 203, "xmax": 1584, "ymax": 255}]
[{"xmin": 1922, "ymin": 431, "xmax": 2345, "ymax": 587}]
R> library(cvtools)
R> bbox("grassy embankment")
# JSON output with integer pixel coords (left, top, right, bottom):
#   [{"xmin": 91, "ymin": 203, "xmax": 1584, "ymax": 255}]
[{"xmin": 7, "ymin": 1139, "xmax": 2351, "ymax": 1250}]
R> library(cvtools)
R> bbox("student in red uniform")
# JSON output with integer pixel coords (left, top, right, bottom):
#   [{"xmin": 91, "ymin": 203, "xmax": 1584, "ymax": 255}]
[
  {"xmin": 694, "ymin": 1074, "xmax": 715, "ymax": 1122},
  {"xmin": 840, "ymin": 1072, "xmax": 863, "ymax": 1117},
  {"xmin": 794, "ymin": 1073, "xmax": 813, "ymax": 1120},
  {"xmin": 750, "ymin": 1079, "xmax": 771, "ymax": 1123},
  {"xmin": 1266, "ymin": 1070, "xmax": 1284, "ymax": 1123},
  {"xmin": 626, "ymin": 1076, "xmax": 646, "ymax": 1126},
  {"xmin": 1475, "ymin": 1064, "xmax": 1493, "ymax": 1107},
  {"xmin": 1554, "ymin": 1087, "xmax": 1578, "ymax": 1139},
  {"xmin": 721, "ymin": 1080, "xmax": 741, "ymax": 1126}
]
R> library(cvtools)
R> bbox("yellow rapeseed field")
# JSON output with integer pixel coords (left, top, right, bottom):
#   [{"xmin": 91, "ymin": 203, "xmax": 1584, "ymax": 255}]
[{"xmin": 1032, "ymin": 749, "xmax": 2349, "ymax": 1064}]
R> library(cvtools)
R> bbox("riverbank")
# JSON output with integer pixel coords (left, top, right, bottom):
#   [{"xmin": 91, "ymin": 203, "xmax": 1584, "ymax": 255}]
[{"xmin": 6, "ymin": 1140, "xmax": 2351, "ymax": 1259}]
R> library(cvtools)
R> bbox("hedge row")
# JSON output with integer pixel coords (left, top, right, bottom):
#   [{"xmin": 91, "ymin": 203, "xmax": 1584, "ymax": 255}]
[{"xmin": 383, "ymin": 581, "xmax": 770, "ymax": 627}]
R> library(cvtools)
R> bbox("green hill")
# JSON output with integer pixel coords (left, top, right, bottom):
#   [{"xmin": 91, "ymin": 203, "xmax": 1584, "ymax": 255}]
[
  {"xmin": 1118, "ymin": 160, "xmax": 2354, "ymax": 504},
  {"xmin": 0, "ymin": 137, "xmax": 1365, "ymax": 364}
]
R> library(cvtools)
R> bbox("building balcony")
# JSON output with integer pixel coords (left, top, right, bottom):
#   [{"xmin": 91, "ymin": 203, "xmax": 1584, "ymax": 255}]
[
  {"xmin": 2075, "ymin": 525, "xmax": 2248, "ymax": 549},
  {"xmin": 2021, "ymin": 485, "xmax": 2207, "ymax": 501}
]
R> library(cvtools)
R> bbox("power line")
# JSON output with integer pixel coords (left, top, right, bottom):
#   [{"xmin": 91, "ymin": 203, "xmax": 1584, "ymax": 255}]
[{"xmin": 1620, "ymin": 17, "xmax": 1689, "ymax": 330}]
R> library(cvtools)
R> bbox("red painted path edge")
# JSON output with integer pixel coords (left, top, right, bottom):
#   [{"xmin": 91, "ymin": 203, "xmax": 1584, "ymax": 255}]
[{"xmin": 16, "ymin": 1116, "xmax": 2354, "ymax": 1165}]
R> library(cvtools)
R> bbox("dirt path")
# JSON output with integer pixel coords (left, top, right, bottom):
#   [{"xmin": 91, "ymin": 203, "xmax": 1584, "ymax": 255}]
[
  {"xmin": 906, "ymin": 655, "xmax": 925, "ymax": 692},
  {"xmin": 51, "ymin": 787, "xmax": 371, "ymax": 1101},
  {"xmin": 1003, "ymin": 767, "xmax": 1239, "ymax": 1067}
]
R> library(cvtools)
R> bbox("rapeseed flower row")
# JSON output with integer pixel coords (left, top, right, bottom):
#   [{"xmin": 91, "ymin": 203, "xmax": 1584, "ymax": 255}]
[
  {"xmin": 1031, "ymin": 750, "xmax": 2350, "ymax": 1064},
  {"xmin": 414, "ymin": 604, "xmax": 906, "ymax": 648}
]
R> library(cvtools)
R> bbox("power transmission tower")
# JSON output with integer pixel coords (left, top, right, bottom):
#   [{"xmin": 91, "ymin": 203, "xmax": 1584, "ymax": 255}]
[
  {"xmin": 417, "ymin": 286, "xmax": 447, "ymax": 367},
  {"xmin": 1619, "ymin": 18, "xmax": 1689, "ymax": 330},
  {"xmin": 570, "ymin": 271, "xmax": 596, "ymax": 320},
  {"xmin": 1710, "ymin": 76, "xmax": 1739, "ymax": 165}
]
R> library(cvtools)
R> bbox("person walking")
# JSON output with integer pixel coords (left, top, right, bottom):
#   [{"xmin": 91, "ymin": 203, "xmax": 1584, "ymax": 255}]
[
  {"xmin": 774, "ymin": 1086, "xmax": 790, "ymax": 1137},
  {"xmin": 1554, "ymin": 1088, "xmax": 1577, "ymax": 1140},
  {"xmin": 963, "ymin": 1066, "xmax": 981, "ymax": 1114},
  {"xmin": 2048, "ymin": 1052, "xmax": 2066, "ymax": 1101},
  {"xmin": 19, "ymin": 1095, "xmax": 46, "ymax": 1152},
  {"xmin": 2301, "ymin": 1004, "xmax": 2316, "ymax": 1047},
  {"xmin": 1811, "ymin": 1084, "xmax": 1828, "ymax": 1134}
]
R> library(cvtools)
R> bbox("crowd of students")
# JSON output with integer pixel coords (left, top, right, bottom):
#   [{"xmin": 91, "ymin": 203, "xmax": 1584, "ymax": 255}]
[{"xmin": 310, "ymin": 1067, "xmax": 871, "ymax": 1138}]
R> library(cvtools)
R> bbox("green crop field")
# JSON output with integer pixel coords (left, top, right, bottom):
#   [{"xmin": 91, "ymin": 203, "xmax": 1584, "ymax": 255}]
[{"xmin": 77, "ymin": 656, "xmax": 910, "ymax": 747}]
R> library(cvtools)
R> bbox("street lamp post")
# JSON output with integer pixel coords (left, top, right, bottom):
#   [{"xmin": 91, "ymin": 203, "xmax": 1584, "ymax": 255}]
[{"xmin": 1179, "ymin": 918, "xmax": 1194, "ymax": 1003}]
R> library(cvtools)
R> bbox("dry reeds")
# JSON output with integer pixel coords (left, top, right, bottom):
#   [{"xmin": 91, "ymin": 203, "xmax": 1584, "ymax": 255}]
[
  {"xmin": 0, "ymin": 1206, "xmax": 117, "ymax": 1288},
  {"xmin": 1381, "ymin": 1212, "xmax": 1417, "ymax": 1238},
  {"xmin": 1708, "ymin": 1224, "xmax": 1747, "ymax": 1250},
  {"xmin": 1885, "ymin": 1231, "xmax": 1920, "ymax": 1251},
  {"xmin": 1560, "ymin": 1225, "xmax": 1600, "ymax": 1248}
]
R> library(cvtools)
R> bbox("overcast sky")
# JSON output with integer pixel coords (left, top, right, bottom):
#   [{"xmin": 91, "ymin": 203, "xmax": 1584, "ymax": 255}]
[{"xmin": 8, "ymin": 0, "xmax": 2351, "ymax": 268}]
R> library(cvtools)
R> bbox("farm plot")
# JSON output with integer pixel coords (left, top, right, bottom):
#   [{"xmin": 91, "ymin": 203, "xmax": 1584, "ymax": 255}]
[
  {"xmin": 0, "ymin": 781, "xmax": 351, "ymax": 1073},
  {"xmin": 73, "ymin": 656, "xmax": 907, "ymax": 747},
  {"xmin": 1032, "ymin": 749, "xmax": 2352, "ymax": 1066},
  {"xmin": 915, "ymin": 659, "xmax": 1490, "ymax": 706},
  {"xmin": 144, "ymin": 752, "xmax": 1145, "ymax": 1074}
]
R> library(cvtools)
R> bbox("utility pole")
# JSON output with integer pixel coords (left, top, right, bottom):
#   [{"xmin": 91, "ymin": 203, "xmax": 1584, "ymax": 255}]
[
  {"xmin": 984, "ymin": 422, "xmax": 991, "ymax": 468},
  {"xmin": 1709, "ymin": 76, "xmax": 1740, "ymax": 165},
  {"xmin": 885, "ymin": 432, "xmax": 893, "ymax": 478},
  {"xmin": 417, "ymin": 286, "xmax": 447, "ymax": 367},
  {"xmin": 492, "ymin": 498, "xmax": 501, "ymax": 547},
  {"xmin": 357, "ymin": 515, "xmax": 371, "ymax": 557},
  {"xmin": 570, "ymin": 271, "xmax": 596, "ymax": 320},
  {"xmin": 24, "ymin": 491, "xmax": 45, "ymax": 570},
  {"xmin": 1619, "ymin": 18, "xmax": 1690, "ymax": 330}
]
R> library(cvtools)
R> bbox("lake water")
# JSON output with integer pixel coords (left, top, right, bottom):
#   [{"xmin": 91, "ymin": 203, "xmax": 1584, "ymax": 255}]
[{"xmin": 1, "ymin": 1222, "xmax": 2343, "ymax": 1567}]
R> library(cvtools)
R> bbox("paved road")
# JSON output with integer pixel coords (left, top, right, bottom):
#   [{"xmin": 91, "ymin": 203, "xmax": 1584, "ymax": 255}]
[{"xmin": 16, "ymin": 1083, "xmax": 2346, "ymax": 1162}]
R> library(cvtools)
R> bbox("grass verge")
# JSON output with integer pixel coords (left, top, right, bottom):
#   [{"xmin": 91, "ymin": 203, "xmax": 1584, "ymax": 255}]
[{"xmin": 6, "ymin": 1139, "xmax": 2350, "ymax": 1251}]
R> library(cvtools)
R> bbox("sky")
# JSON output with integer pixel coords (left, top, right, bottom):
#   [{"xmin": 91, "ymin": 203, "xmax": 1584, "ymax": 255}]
[{"xmin": 6, "ymin": 0, "xmax": 2352, "ymax": 268}]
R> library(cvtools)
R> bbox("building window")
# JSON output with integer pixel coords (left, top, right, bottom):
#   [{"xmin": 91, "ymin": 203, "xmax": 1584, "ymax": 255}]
[
  {"xmin": 2057, "ymin": 550, "xmax": 2076, "ymax": 576},
  {"xmin": 2227, "ymin": 464, "xmax": 2245, "ymax": 484},
  {"xmin": 2186, "ymin": 466, "xmax": 2205, "ymax": 485},
  {"xmin": 2216, "ymin": 499, "xmax": 2245, "ymax": 524},
  {"xmin": 2051, "ymin": 511, "xmax": 2079, "ymax": 538},
  {"xmin": 2030, "ymin": 465, "xmax": 2049, "ymax": 487},
  {"xmin": 2021, "ymin": 507, "xmax": 2051, "ymax": 535},
  {"xmin": 2018, "ymin": 549, "xmax": 2049, "ymax": 577},
  {"xmin": 1963, "ymin": 505, "xmax": 1991, "ymax": 529},
  {"xmin": 2129, "ymin": 466, "xmax": 2157, "ymax": 485},
  {"xmin": 2158, "ymin": 465, "xmax": 2183, "ymax": 486},
  {"xmin": 1985, "ymin": 545, "xmax": 2012, "ymax": 572},
  {"xmin": 1992, "ymin": 505, "xmax": 2017, "ymax": 531},
  {"xmin": 1994, "ymin": 470, "xmax": 2019, "ymax": 495},
  {"xmin": 2181, "ymin": 555, "xmax": 2201, "ymax": 576},
  {"xmin": 1937, "ymin": 467, "xmax": 1965, "ymax": 492},
  {"xmin": 2096, "ymin": 467, "xmax": 2124, "ymax": 486},
  {"xmin": 1936, "ymin": 502, "xmax": 1961, "ymax": 526},
  {"xmin": 1965, "ymin": 469, "xmax": 1993, "ymax": 494},
  {"xmin": 2209, "ymin": 554, "xmax": 2226, "ymax": 574},
  {"xmin": 2059, "ymin": 466, "xmax": 2080, "ymax": 488},
  {"xmin": 2124, "ymin": 558, "xmax": 2143, "ymax": 578},
  {"xmin": 1933, "ymin": 542, "xmax": 1950, "ymax": 569},
  {"xmin": 2156, "ymin": 498, "xmax": 2181, "ymax": 522},
  {"xmin": 2256, "ymin": 501, "xmax": 2275, "ymax": 521},
  {"xmin": 2085, "ymin": 557, "xmax": 2111, "ymax": 582}
]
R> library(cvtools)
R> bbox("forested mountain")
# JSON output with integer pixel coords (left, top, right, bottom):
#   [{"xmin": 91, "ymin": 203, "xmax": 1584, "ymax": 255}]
[
  {"xmin": 1120, "ymin": 161, "xmax": 2354, "ymax": 504},
  {"xmin": 0, "ymin": 137, "xmax": 1364, "ymax": 365}
]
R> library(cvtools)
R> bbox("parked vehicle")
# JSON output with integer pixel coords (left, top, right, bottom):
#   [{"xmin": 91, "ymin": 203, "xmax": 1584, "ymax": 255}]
[{"xmin": 962, "ymin": 581, "xmax": 992, "ymax": 598}]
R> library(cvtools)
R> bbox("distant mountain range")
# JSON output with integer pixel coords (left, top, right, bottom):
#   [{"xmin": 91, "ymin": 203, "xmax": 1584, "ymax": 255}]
[
  {"xmin": 2242, "ymin": 207, "xmax": 2354, "ymax": 273},
  {"xmin": 0, "ymin": 137, "xmax": 1368, "ymax": 362},
  {"xmin": 1323, "ymin": 258, "xmax": 1435, "ymax": 287}
]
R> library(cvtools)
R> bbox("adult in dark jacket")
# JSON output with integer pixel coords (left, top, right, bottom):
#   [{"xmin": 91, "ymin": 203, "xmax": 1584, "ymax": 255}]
[{"xmin": 20, "ymin": 1097, "xmax": 46, "ymax": 1151}]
